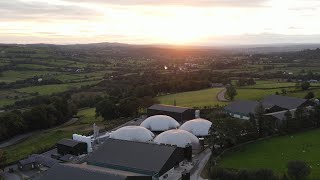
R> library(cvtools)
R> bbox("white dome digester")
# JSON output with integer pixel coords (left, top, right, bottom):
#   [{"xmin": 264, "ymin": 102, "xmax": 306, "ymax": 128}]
[
  {"xmin": 179, "ymin": 118, "xmax": 212, "ymax": 136},
  {"xmin": 153, "ymin": 129, "xmax": 199, "ymax": 148},
  {"xmin": 140, "ymin": 115, "xmax": 180, "ymax": 131},
  {"xmin": 109, "ymin": 126, "xmax": 155, "ymax": 142}
]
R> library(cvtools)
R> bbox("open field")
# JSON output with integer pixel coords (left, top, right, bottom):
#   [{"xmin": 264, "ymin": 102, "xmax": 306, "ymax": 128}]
[
  {"xmin": 16, "ymin": 80, "xmax": 101, "ymax": 95},
  {"xmin": 0, "ymin": 70, "xmax": 57, "ymax": 83},
  {"xmin": 2, "ymin": 108, "xmax": 126, "ymax": 165},
  {"xmin": 157, "ymin": 88, "xmax": 227, "ymax": 108},
  {"xmin": 217, "ymin": 129, "xmax": 320, "ymax": 177}
]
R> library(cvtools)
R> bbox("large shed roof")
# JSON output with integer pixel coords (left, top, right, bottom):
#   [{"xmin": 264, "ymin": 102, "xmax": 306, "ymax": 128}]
[
  {"xmin": 224, "ymin": 100, "xmax": 259, "ymax": 116},
  {"xmin": 38, "ymin": 164, "xmax": 131, "ymax": 180},
  {"xmin": 148, "ymin": 104, "xmax": 193, "ymax": 113},
  {"xmin": 86, "ymin": 138, "xmax": 184, "ymax": 177},
  {"xmin": 262, "ymin": 95, "xmax": 307, "ymax": 110}
]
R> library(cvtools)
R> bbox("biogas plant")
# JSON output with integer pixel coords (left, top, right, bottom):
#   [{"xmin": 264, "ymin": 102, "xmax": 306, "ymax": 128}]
[{"xmin": 21, "ymin": 104, "xmax": 212, "ymax": 180}]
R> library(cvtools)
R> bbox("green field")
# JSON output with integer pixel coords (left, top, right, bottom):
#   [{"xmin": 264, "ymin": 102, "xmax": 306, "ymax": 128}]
[
  {"xmin": 157, "ymin": 88, "xmax": 226, "ymax": 108},
  {"xmin": 218, "ymin": 129, "xmax": 320, "ymax": 177},
  {"xmin": 0, "ymin": 70, "xmax": 57, "ymax": 83},
  {"xmin": 16, "ymin": 81, "xmax": 100, "ymax": 95}
]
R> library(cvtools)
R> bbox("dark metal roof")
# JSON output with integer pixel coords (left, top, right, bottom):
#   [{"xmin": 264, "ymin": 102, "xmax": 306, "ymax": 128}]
[
  {"xmin": 19, "ymin": 154, "xmax": 59, "ymax": 167},
  {"xmin": 57, "ymin": 138, "xmax": 84, "ymax": 147},
  {"xmin": 224, "ymin": 100, "xmax": 259, "ymax": 116},
  {"xmin": 148, "ymin": 104, "xmax": 193, "ymax": 113},
  {"xmin": 262, "ymin": 95, "xmax": 307, "ymax": 110},
  {"xmin": 37, "ymin": 164, "xmax": 130, "ymax": 180},
  {"xmin": 87, "ymin": 139, "xmax": 180, "ymax": 176}
]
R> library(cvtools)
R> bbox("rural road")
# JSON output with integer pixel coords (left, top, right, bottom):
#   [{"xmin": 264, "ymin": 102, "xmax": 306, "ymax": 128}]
[
  {"xmin": 191, "ymin": 148, "xmax": 212, "ymax": 180},
  {"xmin": 216, "ymin": 88, "xmax": 229, "ymax": 102}
]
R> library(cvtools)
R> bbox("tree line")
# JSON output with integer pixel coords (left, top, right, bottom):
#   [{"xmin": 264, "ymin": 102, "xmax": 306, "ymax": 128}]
[{"xmin": 0, "ymin": 96, "xmax": 76, "ymax": 142}]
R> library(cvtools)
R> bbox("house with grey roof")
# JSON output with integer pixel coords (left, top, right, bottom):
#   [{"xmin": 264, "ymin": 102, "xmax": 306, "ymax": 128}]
[
  {"xmin": 224, "ymin": 100, "xmax": 259, "ymax": 120},
  {"xmin": 86, "ymin": 138, "xmax": 185, "ymax": 179},
  {"xmin": 18, "ymin": 154, "xmax": 59, "ymax": 171},
  {"xmin": 147, "ymin": 104, "xmax": 195, "ymax": 122}
]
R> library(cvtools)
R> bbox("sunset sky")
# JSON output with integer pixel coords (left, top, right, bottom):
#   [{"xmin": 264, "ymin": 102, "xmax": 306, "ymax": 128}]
[{"xmin": 1, "ymin": 0, "xmax": 320, "ymax": 45}]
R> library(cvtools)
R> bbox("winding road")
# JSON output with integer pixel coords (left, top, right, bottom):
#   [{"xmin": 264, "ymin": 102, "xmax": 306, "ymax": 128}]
[{"xmin": 216, "ymin": 88, "xmax": 229, "ymax": 102}]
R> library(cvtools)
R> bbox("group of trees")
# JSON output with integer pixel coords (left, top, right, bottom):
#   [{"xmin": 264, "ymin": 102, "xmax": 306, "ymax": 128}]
[
  {"xmin": 95, "ymin": 96, "xmax": 159, "ymax": 120},
  {"xmin": 280, "ymin": 105, "xmax": 320, "ymax": 133},
  {"xmin": 236, "ymin": 78, "xmax": 256, "ymax": 87},
  {"xmin": 0, "ymin": 96, "xmax": 76, "ymax": 141},
  {"xmin": 209, "ymin": 160, "xmax": 311, "ymax": 180}
]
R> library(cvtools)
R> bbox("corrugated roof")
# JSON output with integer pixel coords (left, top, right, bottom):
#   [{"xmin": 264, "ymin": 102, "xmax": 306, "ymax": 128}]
[
  {"xmin": 57, "ymin": 138, "xmax": 83, "ymax": 147},
  {"xmin": 86, "ymin": 139, "xmax": 181, "ymax": 176},
  {"xmin": 224, "ymin": 100, "xmax": 259, "ymax": 116},
  {"xmin": 19, "ymin": 154, "xmax": 59, "ymax": 167},
  {"xmin": 148, "ymin": 104, "xmax": 193, "ymax": 113},
  {"xmin": 36, "ymin": 164, "xmax": 129, "ymax": 180},
  {"xmin": 262, "ymin": 95, "xmax": 307, "ymax": 110}
]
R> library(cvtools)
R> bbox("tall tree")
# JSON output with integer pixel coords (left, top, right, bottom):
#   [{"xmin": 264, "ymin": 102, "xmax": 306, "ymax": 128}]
[
  {"xmin": 95, "ymin": 98, "xmax": 119, "ymax": 120},
  {"xmin": 226, "ymin": 85, "xmax": 237, "ymax": 101}
]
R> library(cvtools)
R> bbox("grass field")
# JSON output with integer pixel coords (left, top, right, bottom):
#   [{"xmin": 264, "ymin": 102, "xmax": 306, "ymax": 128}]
[
  {"xmin": 218, "ymin": 129, "xmax": 320, "ymax": 177},
  {"xmin": 0, "ymin": 70, "xmax": 56, "ymax": 83},
  {"xmin": 16, "ymin": 80, "xmax": 100, "ymax": 95},
  {"xmin": 157, "ymin": 88, "xmax": 227, "ymax": 108},
  {"xmin": 3, "ymin": 108, "xmax": 126, "ymax": 165}
]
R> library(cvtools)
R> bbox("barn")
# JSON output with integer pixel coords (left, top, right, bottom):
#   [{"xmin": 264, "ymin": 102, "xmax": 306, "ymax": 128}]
[{"xmin": 147, "ymin": 104, "xmax": 195, "ymax": 122}]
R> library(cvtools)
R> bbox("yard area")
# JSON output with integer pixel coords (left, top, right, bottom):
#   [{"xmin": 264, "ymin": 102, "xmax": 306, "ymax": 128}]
[{"xmin": 217, "ymin": 129, "xmax": 320, "ymax": 178}]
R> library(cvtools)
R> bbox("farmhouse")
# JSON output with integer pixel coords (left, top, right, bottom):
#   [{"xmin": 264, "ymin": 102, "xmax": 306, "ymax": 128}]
[
  {"xmin": 225, "ymin": 95, "xmax": 310, "ymax": 120},
  {"xmin": 147, "ymin": 104, "xmax": 195, "ymax": 122},
  {"xmin": 86, "ymin": 138, "xmax": 185, "ymax": 179}
]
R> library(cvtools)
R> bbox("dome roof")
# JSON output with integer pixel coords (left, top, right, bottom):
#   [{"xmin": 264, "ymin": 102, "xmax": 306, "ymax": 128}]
[
  {"xmin": 109, "ymin": 126, "xmax": 154, "ymax": 142},
  {"xmin": 179, "ymin": 118, "xmax": 212, "ymax": 136},
  {"xmin": 140, "ymin": 115, "xmax": 180, "ymax": 131},
  {"xmin": 154, "ymin": 129, "xmax": 199, "ymax": 148}
]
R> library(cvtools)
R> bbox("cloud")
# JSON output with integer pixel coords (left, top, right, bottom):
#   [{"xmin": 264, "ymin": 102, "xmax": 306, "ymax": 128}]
[
  {"xmin": 0, "ymin": 0, "xmax": 102, "ymax": 21},
  {"xmin": 63, "ymin": 0, "xmax": 268, "ymax": 7}
]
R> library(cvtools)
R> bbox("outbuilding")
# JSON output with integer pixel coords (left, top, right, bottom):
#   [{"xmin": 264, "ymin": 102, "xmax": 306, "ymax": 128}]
[
  {"xmin": 57, "ymin": 138, "xmax": 87, "ymax": 156},
  {"xmin": 147, "ymin": 104, "xmax": 195, "ymax": 122}
]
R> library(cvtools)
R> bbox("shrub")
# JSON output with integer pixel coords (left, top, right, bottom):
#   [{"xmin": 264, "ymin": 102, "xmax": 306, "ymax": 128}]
[{"xmin": 287, "ymin": 160, "xmax": 311, "ymax": 180}]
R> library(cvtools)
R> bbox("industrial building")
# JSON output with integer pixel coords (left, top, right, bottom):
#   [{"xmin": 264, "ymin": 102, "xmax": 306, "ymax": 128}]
[
  {"xmin": 147, "ymin": 104, "xmax": 195, "ymax": 122},
  {"xmin": 86, "ymin": 138, "xmax": 186, "ymax": 179},
  {"xmin": 56, "ymin": 138, "xmax": 87, "ymax": 156}
]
